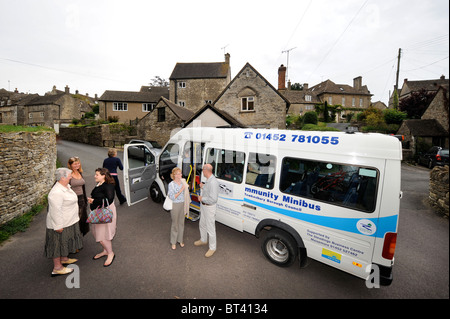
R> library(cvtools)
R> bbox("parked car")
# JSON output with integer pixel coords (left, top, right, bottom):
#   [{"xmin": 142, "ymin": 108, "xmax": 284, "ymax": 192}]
[
  {"xmin": 417, "ymin": 146, "xmax": 449, "ymax": 168},
  {"xmin": 128, "ymin": 139, "xmax": 162, "ymax": 155}
]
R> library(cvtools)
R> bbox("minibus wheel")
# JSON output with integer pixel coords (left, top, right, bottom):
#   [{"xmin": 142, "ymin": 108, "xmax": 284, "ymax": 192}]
[
  {"xmin": 150, "ymin": 183, "xmax": 162, "ymax": 202},
  {"xmin": 261, "ymin": 229, "xmax": 298, "ymax": 267}
]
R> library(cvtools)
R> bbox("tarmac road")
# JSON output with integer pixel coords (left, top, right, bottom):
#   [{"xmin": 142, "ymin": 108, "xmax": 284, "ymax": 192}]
[{"xmin": 0, "ymin": 140, "xmax": 448, "ymax": 300}]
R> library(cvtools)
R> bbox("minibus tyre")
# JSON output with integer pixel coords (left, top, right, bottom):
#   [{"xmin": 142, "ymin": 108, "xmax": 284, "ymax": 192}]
[
  {"xmin": 261, "ymin": 229, "xmax": 298, "ymax": 267},
  {"xmin": 150, "ymin": 183, "xmax": 162, "ymax": 203}
]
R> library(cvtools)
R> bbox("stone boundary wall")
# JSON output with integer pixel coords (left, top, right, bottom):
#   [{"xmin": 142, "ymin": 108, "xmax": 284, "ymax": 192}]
[
  {"xmin": 59, "ymin": 124, "xmax": 136, "ymax": 147},
  {"xmin": 0, "ymin": 131, "xmax": 56, "ymax": 225},
  {"xmin": 429, "ymin": 165, "xmax": 449, "ymax": 217}
]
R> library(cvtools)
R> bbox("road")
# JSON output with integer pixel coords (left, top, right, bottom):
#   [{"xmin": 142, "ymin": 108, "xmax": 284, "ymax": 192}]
[{"xmin": 0, "ymin": 140, "xmax": 448, "ymax": 300}]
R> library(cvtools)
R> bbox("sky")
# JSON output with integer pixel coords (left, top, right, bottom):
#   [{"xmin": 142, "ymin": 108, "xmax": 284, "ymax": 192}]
[{"xmin": 0, "ymin": 0, "xmax": 448, "ymax": 105}]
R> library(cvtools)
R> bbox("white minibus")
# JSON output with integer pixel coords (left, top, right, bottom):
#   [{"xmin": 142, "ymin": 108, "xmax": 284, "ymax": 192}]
[{"xmin": 123, "ymin": 127, "xmax": 402, "ymax": 285}]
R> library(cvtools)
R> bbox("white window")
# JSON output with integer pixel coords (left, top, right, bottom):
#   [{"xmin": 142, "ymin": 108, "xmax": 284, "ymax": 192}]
[
  {"xmin": 328, "ymin": 97, "xmax": 332, "ymax": 104},
  {"xmin": 305, "ymin": 95, "xmax": 312, "ymax": 102},
  {"xmin": 40, "ymin": 112, "xmax": 44, "ymax": 117},
  {"xmin": 142, "ymin": 103, "xmax": 156, "ymax": 112},
  {"xmin": 352, "ymin": 97, "xmax": 356, "ymax": 107},
  {"xmin": 113, "ymin": 102, "xmax": 128, "ymax": 111},
  {"xmin": 360, "ymin": 98, "xmax": 363, "ymax": 107},
  {"xmin": 341, "ymin": 97, "xmax": 345, "ymax": 106},
  {"xmin": 29, "ymin": 113, "xmax": 33, "ymax": 119},
  {"xmin": 178, "ymin": 82, "xmax": 186, "ymax": 88},
  {"xmin": 178, "ymin": 101, "xmax": 186, "ymax": 107},
  {"xmin": 241, "ymin": 97, "xmax": 254, "ymax": 111}
]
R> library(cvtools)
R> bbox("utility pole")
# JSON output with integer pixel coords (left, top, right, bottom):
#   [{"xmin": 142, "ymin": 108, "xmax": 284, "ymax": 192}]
[
  {"xmin": 395, "ymin": 48, "xmax": 401, "ymax": 91},
  {"xmin": 281, "ymin": 47, "xmax": 296, "ymax": 83},
  {"xmin": 393, "ymin": 48, "xmax": 401, "ymax": 110}
]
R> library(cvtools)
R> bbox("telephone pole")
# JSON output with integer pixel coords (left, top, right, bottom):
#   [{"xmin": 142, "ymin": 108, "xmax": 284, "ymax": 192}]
[{"xmin": 395, "ymin": 48, "xmax": 402, "ymax": 91}]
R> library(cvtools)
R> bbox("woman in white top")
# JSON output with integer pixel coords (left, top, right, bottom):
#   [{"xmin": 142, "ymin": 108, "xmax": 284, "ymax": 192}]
[{"xmin": 44, "ymin": 168, "xmax": 83, "ymax": 277}]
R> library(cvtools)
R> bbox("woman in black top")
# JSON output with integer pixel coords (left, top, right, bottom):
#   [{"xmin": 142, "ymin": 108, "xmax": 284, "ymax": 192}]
[{"xmin": 87, "ymin": 168, "xmax": 117, "ymax": 267}]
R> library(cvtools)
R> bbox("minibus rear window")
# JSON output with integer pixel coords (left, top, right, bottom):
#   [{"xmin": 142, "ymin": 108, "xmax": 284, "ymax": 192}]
[
  {"xmin": 206, "ymin": 148, "xmax": 245, "ymax": 184},
  {"xmin": 280, "ymin": 157, "xmax": 378, "ymax": 213}
]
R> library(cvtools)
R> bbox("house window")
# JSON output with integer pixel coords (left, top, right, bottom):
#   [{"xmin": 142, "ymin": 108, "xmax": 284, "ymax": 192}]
[
  {"xmin": 157, "ymin": 107, "xmax": 165, "ymax": 122},
  {"xmin": 178, "ymin": 82, "xmax": 186, "ymax": 88},
  {"xmin": 360, "ymin": 98, "xmax": 363, "ymax": 107},
  {"xmin": 352, "ymin": 97, "xmax": 356, "ymax": 107},
  {"xmin": 178, "ymin": 101, "xmax": 186, "ymax": 107},
  {"xmin": 113, "ymin": 102, "xmax": 128, "ymax": 111},
  {"xmin": 305, "ymin": 95, "xmax": 312, "ymax": 102},
  {"xmin": 341, "ymin": 97, "xmax": 345, "ymax": 106},
  {"xmin": 29, "ymin": 113, "xmax": 33, "ymax": 119},
  {"xmin": 241, "ymin": 97, "xmax": 255, "ymax": 112},
  {"xmin": 143, "ymin": 103, "xmax": 156, "ymax": 112},
  {"xmin": 328, "ymin": 97, "xmax": 332, "ymax": 104},
  {"xmin": 205, "ymin": 100, "xmax": 212, "ymax": 105},
  {"xmin": 40, "ymin": 112, "xmax": 44, "ymax": 117}
]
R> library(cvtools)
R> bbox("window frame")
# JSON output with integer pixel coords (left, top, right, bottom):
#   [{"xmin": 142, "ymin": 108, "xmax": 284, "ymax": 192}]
[
  {"xmin": 113, "ymin": 102, "xmax": 128, "ymax": 111},
  {"xmin": 241, "ymin": 96, "xmax": 255, "ymax": 112}
]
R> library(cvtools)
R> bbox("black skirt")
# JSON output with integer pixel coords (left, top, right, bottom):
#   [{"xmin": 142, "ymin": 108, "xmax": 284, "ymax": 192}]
[
  {"xmin": 77, "ymin": 195, "xmax": 90, "ymax": 236},
  {"xmin": 44, "ymin": 223, "xmax": 83, "ymax": 259}
]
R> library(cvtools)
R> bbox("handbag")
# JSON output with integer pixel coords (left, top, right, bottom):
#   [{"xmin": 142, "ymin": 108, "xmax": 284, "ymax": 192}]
[
  {"xmin": 163, "ymin": 195, "xmax": 172, "ymax": 211},
  {"xmin": 87, "ymin": 198, "xmax": 113, "ymax": 224}
]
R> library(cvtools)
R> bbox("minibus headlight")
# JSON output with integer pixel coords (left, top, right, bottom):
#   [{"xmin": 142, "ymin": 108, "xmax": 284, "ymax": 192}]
[{"xmin": 382, "ymin": 232, "xmax": 397, "ymax": 260}]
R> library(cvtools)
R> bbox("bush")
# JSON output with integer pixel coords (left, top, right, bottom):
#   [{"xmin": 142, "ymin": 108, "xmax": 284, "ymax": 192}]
[
  {"xmin": 303, "ymin": 111, "xmax": 318, "ymax": 125},
  {"xmin": 383, "ymin": 109, "xmax": 407, "ymax": 124}
]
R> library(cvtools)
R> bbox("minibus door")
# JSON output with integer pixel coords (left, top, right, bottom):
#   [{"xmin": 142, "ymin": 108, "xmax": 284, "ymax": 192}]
[{"xmin": 123, "ymin": 143, "xmax": 157, "ymax": 206}]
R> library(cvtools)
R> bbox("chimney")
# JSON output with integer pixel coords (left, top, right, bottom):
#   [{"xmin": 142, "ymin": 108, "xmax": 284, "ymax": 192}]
[
  {"xmin": 441, "ymin": 75, "xmax": 445, "ymax": 80},
  {"xmin": 278, "ymin": 64, "xmax": 286, "ymax": 90},
  {"xmin": 303, "ymin": 83, "xmax": 309, "ymax": 91},
  {"xmin": 65, "ymin": 85, "xmax": 70, "ymax": 94},
  {"xmin": 225, "ymin": 53, "xmax": 230, "ymax": 64},
  {"xmin": 353, "ymin": 76, "xmax": 362, "ymax": 91}
]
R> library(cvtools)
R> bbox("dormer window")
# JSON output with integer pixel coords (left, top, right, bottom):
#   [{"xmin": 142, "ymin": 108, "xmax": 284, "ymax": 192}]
[{"xmin": 305, "ymin": 95, "xmax": 312, "ymax": 102}]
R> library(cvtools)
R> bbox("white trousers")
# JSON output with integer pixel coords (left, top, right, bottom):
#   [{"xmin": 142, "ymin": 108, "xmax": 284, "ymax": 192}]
[{"xmin": 199, "ymin": 204, "xmax": 216, "ymax": 250}]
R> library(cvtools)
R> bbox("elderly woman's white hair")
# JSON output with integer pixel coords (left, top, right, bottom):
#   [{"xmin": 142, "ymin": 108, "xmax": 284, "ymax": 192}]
[{"xmin": 55, "ymin": 167, "xmax": 72, "ymax": 181}]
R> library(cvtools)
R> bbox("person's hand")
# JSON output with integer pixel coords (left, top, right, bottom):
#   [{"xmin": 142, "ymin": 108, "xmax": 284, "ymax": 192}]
[
  {"xmin": 87, "ymin": 197, "xmax": 93, "ymax": 204},
  {"xmin": 55, "ymin": 229, "xmax": 63, "ymax": 233}
]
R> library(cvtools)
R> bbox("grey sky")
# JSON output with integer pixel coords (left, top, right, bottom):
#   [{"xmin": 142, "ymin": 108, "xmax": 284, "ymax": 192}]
[{"xmin": 1, "ymin": 0, "xmax": 448, "ymax": 105}]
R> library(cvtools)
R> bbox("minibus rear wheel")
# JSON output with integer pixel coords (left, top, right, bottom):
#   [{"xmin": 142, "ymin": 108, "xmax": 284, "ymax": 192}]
[{"xmin": 261, "ymin": 229, "xmax": 298, "ymax": 267}]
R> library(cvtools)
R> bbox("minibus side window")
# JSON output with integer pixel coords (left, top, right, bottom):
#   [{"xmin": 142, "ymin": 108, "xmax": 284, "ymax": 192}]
[
  {"xmin": 206, "ymin": 148, "xmax": 245, "ymax": 184},
  {"xmin": 280, "ymin": 157, "xmax": 378, "ymax": 213},
  {"xmin": 246, "ymin": 153, "xmax": 276, "ymax": 189},
  {"xmin": 159, "ymin": 143, "xmax": 180, "ymax": 183}
]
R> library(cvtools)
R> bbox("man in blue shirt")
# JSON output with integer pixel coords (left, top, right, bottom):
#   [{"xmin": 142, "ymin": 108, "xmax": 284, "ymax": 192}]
[{"xmin": 103, "ymin": 148, "xmax": 127, "ymax": 205}]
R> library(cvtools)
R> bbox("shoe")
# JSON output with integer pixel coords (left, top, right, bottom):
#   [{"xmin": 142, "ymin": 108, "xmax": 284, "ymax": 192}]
[
  {"xmin": 171, "ymin": 244, "xmax": 176, "ymax": 250},
  {"xmin": 61, "ymin": 258, "xmax": 78, "ymax": 265},
  {"xmin": 103, "ymin": 254, "xmax": 115, "ymax": 267},
  {"xmin": 194, "ymin": 240, "xmax": 207, "ymax": 246},
  {"xmin": 205, "ymin": 249, "xmax": 216, "ymax": 258},
  {"xmin": 93, "ymin": 253, "xmax": 107, "ymax": 260},
  {"xmin": 51, "ymin": 267, "xmax": 74, "ymax": 277},
  {"xmin": 179, "ymin": 242, "xmax": 185, "ymax": 248}
]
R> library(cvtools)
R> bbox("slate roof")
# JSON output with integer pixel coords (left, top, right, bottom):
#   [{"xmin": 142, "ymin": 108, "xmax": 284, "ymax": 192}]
[
  {"xmin": 309, "ymin": 79, "xmax": 372, "ymax": 96},
  {"xmin": 169, "ymin": 62, "xmax": 229, "ymax": 80},
  {"xmin": 402, "ymin": 119, "xmax": 448, "ymax": 137},
  {"xmin": 400, "ymin": 77, "xmax": 449, "ymax": 97},
  {"xmin": 99, "ymin": 87, "xmax": 169, "ymax": 102},
  {"xmin": 184, "ymin": 103, "xmax": 246, "ymax": 128},
  {"xmin": 159, "ymin": 97, "xmax": 194, "ymax": 121}
]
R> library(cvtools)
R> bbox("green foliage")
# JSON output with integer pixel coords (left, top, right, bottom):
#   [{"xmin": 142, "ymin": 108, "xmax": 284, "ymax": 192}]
[
  {"xmin": 303, "ymin": 111, "xmax": 318, "ymax": 125},
  {"xmin": 0, "ymin": 125, "xmax": 53, "ymax": 133},
  {"xmin": 301, "ymin": 124, "xmax": 340, "ymax": 131},
  {"xmin": 383, "ymin": 109, "xmax": 407, "ymax": 124}
]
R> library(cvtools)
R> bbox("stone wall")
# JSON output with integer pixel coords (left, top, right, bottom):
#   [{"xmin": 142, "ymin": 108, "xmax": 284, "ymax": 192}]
[
  {"xmin": 429, "ymin": 165, "xmax": 449, "ymax": 217},
  {"xmin": 59, "ymin": 123, "xmax": 136, "ymax": 147},
  {"xmin": 0, "ymin": 131, "xmax": 56, "ymax": 225}
]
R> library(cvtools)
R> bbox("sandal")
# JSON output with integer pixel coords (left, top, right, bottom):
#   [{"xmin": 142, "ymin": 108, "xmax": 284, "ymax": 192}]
[
  {"xmin": 179, "ymin": 243, "xmax": 185, "ymax": 248},
  {"xmin": 171, "ymin": 244, "xmax": 176, "ymax": 250},
  {"xmin": 93, "ymin": 252, "xmax": 107, "ymax": 260}
]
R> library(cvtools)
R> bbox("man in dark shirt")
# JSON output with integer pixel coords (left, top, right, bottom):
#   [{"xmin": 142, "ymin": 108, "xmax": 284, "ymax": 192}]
[{"xmin": 103, "ymin": 148, "xmax": 127, "ymax": 205}]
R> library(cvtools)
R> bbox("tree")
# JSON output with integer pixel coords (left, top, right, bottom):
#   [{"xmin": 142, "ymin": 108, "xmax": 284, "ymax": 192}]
[
  {"xmin": 290, "ymin": 83, "xmax": 303, "ymax": 91},
  {"xmin": 399, "ymin": 89, "xmax": 434, "ymax": 119},
  {"xmin": 149, "ymin": 76, "xmax": 169, "ymax": 87}
]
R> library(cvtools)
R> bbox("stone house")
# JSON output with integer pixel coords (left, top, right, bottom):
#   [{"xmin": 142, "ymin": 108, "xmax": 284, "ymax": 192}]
[
  {"xmin": 137, "ymin": 97, "xmax": 194, "ymax": 146},
  {"xmin": 169, "ymin": 53, "xmax": 231, "ymax": 112},
  {"xmin": 213, "ymin": 62, "xmax": 290, "ymax": 129},
  {"xmin": 280, "ymin": 66, "xmax": 373, "ymax": 122},
  {"xmin": 397, "ymin": 85, "xmax": 449, "ymax": 158},
  {"xmin": 98, "ymin": 86, "xmax": 169, "ymax": 124},
  {"xmin": 0, "ymin": 85, "xmax": 93, "ymax": 130}
]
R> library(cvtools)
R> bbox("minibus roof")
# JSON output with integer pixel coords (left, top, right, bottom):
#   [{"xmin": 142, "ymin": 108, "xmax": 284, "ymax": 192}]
[{"xmin": 171, "ymin": 127, "xmax": 403, "ymax": 161}]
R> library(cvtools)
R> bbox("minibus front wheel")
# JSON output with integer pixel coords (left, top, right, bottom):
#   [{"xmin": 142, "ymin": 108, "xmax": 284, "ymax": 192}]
[{"xmin": 262, "ymin": 229, "xmax": 298, "ymax": 267}]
